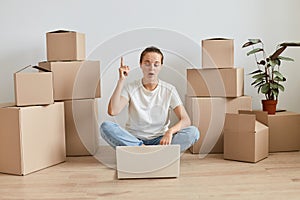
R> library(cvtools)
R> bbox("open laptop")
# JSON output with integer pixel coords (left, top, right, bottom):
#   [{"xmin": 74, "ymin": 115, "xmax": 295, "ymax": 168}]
[{"xmin": 116, "ymin": 145, "xmax": 180, "ymax": 179}]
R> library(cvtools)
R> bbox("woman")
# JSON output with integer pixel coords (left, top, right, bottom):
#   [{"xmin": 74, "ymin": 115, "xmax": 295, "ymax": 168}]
[{"xmin": 100, "ymin": 46, "xmax": 199, "ymax": 152}]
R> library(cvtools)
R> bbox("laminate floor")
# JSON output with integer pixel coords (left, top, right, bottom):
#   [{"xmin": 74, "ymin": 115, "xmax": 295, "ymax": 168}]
[{"xmin": 0, "ymin": 151, "xmax": 300, "ymax": 200}]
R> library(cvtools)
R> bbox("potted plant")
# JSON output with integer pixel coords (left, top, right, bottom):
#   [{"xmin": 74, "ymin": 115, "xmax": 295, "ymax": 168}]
[{"xmin": 242, "ymin": 39, "xmax": 300, "ymax": 114}]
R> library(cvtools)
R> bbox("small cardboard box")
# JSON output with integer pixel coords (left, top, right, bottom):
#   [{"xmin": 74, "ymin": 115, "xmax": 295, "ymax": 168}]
[
  {"xmin": 38, "ymin": 61, "xmax": 101, "ymax": 101},
  {"xmin": 0, "ymin": 102, "xmax": 66, "ymax": 175},
  {"xmin": 223, "ymin": 113, "xmax": 269, "ymax": 163},
  {"xmin": 46, "ymin": 30, "xmax": 85, "ymax": 61},
  {"xmin": 202, "ymin": 38, "xmax": 234, "ymax": 69},
  {"xmin": 186, "ymin": 96, "xmax": 252, "ymax": 154},
  {"xmin": 64, "ymin": 99, "xmax": 99, "ymax": 156},
  {"xmin": 187, "ymin": 68, "xmax": 244, "ymax": 97},
  {"xmin": 239, "ymin": 110, "xmax": 300, "ymax": 152},
  {"xmin": 14, "ymin": 66, "xmax": 54, "ymax": 106},
  {"xmin": 116, "ymin": 145, "xmax": 180, "ymax": 179}
]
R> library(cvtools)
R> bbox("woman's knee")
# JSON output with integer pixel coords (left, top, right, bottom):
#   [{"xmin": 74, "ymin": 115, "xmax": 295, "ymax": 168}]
[
  {"xmin": 100, "ymin": 121, "xmax": 112, "ymax": 129},
  {"xmin": 100, "ymin": 121, "xmax": 114, "ymax": 137},
  {"xmin": 188, "ymin": 126, "xmax": 200, "ymax": 142}
]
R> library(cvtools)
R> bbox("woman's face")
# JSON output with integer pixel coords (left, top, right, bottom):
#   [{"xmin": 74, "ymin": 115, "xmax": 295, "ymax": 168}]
[{"xmin": 140, "ymin": 52, "xmax": 162, "ymax": 83}]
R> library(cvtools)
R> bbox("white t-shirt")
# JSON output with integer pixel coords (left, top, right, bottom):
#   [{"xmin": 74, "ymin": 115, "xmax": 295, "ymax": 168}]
[{"xmin": 121, "ymin": 79, "xmax": 182, "ymax": 140}]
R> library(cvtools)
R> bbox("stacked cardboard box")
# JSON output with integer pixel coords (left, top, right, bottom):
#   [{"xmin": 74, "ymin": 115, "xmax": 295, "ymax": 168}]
[
  {"xmin": 239, "ymin": 110, "xmax": 300, "ymax": 152},
  {"xmin": 39, "ymin": 30, "xmax": 101, "ymax": 156},
  {"xmin": 186, "ymin": 38, "xmax": 252, "ymax": 154},
  {"xmin": 14, "ymin": 65, "xmax": 54, "ymax": 106},
  {"xmin": 0, "ymin": 30, "xmax": 101, "ymax": 175},
  {"xmin": 0, "ymin": 65, "xmax": 66, "ymax": 175}
]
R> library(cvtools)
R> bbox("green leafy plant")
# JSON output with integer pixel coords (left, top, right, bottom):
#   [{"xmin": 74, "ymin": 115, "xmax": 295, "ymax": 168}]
[{"xmin": 242, "ymin": 39, "xmax": 300, "ymax": 100}]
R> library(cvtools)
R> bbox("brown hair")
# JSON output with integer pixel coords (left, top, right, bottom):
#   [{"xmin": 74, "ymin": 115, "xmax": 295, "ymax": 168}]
[{"xmin": 139, "ymin": 46, "xmax": 164, "ymax": 64}]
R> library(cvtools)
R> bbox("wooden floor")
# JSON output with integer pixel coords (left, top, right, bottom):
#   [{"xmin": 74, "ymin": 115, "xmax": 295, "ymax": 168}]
[{"xmin": 0, "ymin": 151, "xmax": 300, "ymax": 200}]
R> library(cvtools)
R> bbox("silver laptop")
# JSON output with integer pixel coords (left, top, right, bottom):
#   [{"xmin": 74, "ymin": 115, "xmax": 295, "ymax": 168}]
[{"xmin": 116, "ymin": 145, "xmax": 180, "ymax": 179}]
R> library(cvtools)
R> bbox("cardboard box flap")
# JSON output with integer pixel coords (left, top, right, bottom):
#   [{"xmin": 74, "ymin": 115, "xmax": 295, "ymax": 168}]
[
  {"xmin": 0, "ymin": 103, "xmax": 16, "ymax": 108},
  {"xmin": 32, "ymin": 65, "xmax": 51, "ymax": 72},
  {"xmin": 224, "ymin": 113, "xmax": 256, "ymax": 133},
  {"xmin": 15, "ymin": 65, "xmax": 31, "ymax": 73},
  {"xmin": 38, "ymin": 61, "xmax": 84, "ymax": 71},
  {"xmin": 239, "ymin": 110, "xmax": 268, "ymax": 126},
  {"xmin": 255, "ymin": 121, "xmax": 268, "ymax": 133},
  {"xmin": 48, "ymin": 30, "xmax": 75, "ymax": 33},
  {"xmin": 205, "ymin": 38, "xmax": 232, "ymax": 41},
  {"xmin": 38, "ymin": 61, "xmax": 51, "ymax": 71},
  {"xmin": 15, "ymin": 65, "xmax": 50, "ymax": 73}
]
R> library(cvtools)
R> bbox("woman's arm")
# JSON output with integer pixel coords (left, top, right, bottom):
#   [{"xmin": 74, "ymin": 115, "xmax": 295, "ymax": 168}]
[
  {"xmin": 107, "ymin": 57, "xmax": 130, "ymax": 116},
  {"xmin": 160, "ymin": 105, "xmax": 191, "ymax": 145}
]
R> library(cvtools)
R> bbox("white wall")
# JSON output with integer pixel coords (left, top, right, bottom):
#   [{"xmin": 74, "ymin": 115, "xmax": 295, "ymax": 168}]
[{"xmin": 1, "ymin": 0, "xmax": 300, "ymax": 120}]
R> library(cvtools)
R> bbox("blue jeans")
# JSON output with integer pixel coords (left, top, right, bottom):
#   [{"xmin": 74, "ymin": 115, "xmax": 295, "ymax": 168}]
[{"xmin": 100, "ymin": 121, "xmax": 200, "ymax": 152}]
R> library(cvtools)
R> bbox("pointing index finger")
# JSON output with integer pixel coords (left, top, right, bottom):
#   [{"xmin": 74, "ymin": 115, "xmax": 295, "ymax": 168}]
[{"xmin": 120, "ymin": 57, "xmax": 124, "ymax": 67}]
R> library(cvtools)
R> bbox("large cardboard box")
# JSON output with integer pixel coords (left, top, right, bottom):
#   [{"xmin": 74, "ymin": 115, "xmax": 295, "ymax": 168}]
[
  {"xmin": 64, "ymin": 99, "xmax": 99, "ymax": 156},
  {"xmin": 116, "ymin": 145, "xmax": 180, "ymax": 179},
  {"xmin": 187, "ymin": 68, "xmax": 244, "ymax": 97},
  {"xmin": 0, "ymin": 102, "xmax": 66, "ymax": 175},
  {"xmin": 202, "ymin": 38, "xmax": 234, "ymax": 69},
  {"xmin": 14, "ymin": 66, "xmax": 54, "ymax": 106},
  {"xmin": 223, "ymin": 113, "xmax": 269, "ymax": 163},
  {"xmin": 186, "ymin": 96, "xmax": 252, "ymax": 154},
  {"xmin": 38, "ymin": 61, "xmax": 101, "ymax": 101},
  {"xmin": 239, "ymin": 110, "xmax": 300, "ymax": 152},
  {"xmin": 46, "ymin": 30, "xmax": 85, "ymax": 61}
]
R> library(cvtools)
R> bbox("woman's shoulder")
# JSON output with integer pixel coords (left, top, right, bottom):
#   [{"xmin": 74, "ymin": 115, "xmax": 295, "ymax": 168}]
[
  {"xmin": 159, "ymin": 80, "xmax": 176, "ymax": 91},
  {"xmin": 126, "ymin": 79, "xmax": 142, "ymax": 90}
]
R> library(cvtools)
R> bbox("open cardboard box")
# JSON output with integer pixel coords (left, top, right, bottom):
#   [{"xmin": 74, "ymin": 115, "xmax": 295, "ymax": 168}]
[
  {"xmin": 46, "ymin": 30, "xmax": 85, "ymax": 61},
  {"xmin": 14, "ymin": 65, "xmax": 54, "ymax": 106},
  {"xmin": 186, "ymin": 96, "xmax": 252, "ymax": 154},
  {"xmin": 202, "ymin": 38, "xmax": 234, "ymax": 69},
  {"xmin": 223, "ymin": 113, "xmax": 269, "ymax": 163}
]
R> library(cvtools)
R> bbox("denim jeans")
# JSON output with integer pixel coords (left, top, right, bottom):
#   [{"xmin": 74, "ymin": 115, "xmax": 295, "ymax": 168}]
[{"xmin": 100, "ymin": 121, "xmax": 200, "ymax": 152}]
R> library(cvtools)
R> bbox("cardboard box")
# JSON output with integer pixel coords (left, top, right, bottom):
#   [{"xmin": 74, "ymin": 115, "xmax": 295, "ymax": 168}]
[
  {"xmin": 239, "ymin": 110, "xmax": 300, "ymax": 152},
  {"xmin": 187, "ymin": 68, "xmax": 244, "ymax": 97},
  {"xmin": 223, "ymin": 113, "xmax": 269, "ymax": 163},
  {"xmin": 0, "ymin": 102, "xmax": 66, "ymax": 175},
  {"xmin": 116, "ymin": 145, "xmax": 180, "ymax": 179},
  {"xmin": 38, "ymin": 61, "xmax": 101, "ymax": 101},
  {"xmin": 202, "ymin": 38, "xmax": 234, "ymax": 69},
  {"xmin": 64, "ymin": 99, "xmax": 99, "ymax": 156},
  {"xmin": 14, "ymin": 66, "xmax": 54, "ymax": 106},
  {"xmin": 186, "ymin": 96, "xmax": 252, "ymax": 154},
  {"xmin": 46, "ymin": 30, "xmax": 85, "ymax": 61}
]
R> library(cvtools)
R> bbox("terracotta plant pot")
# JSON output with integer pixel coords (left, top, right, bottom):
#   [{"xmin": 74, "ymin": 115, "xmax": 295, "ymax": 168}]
[{"xmin": 262, "ymin": 100, "xmax": 277, "ymax": 115}]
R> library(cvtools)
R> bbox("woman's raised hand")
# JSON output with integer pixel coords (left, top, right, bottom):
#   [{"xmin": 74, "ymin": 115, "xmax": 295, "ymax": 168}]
[{"xmin": 119, "ymin": 57, "xmax": 130, "ymax": 80}]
